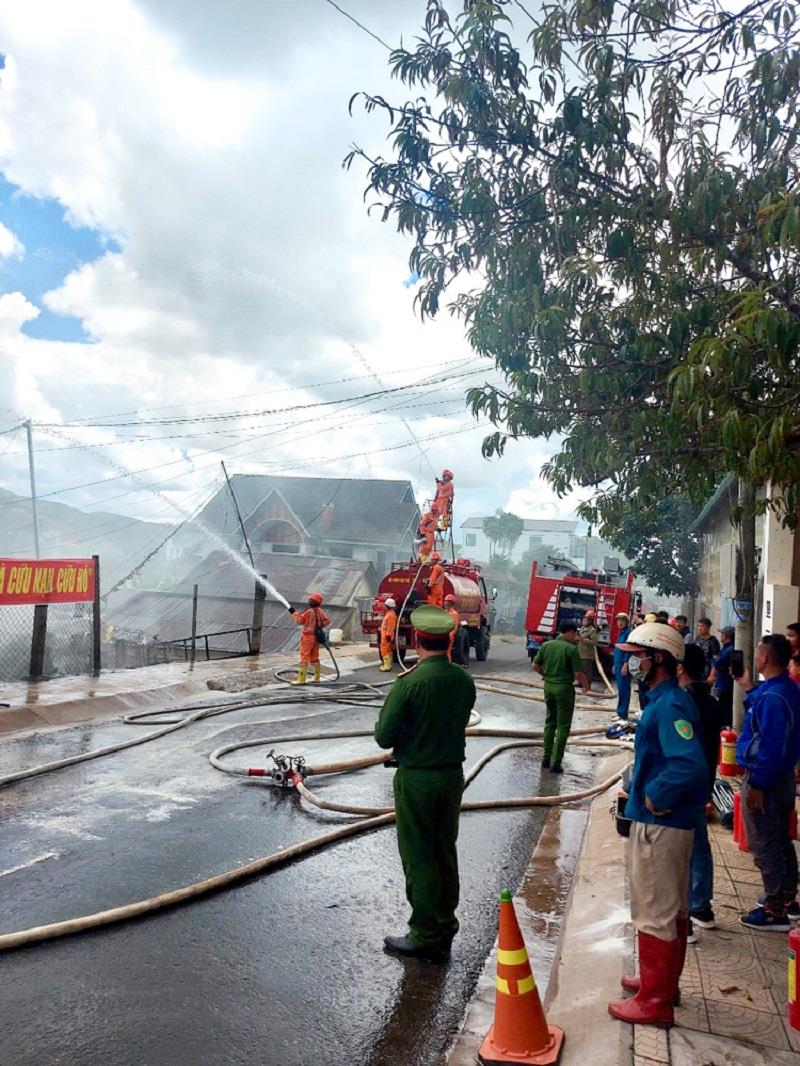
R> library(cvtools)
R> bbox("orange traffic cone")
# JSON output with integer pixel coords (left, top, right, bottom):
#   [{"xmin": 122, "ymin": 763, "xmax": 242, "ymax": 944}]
[{"xmin": 478, "ymin": 889, "xmax": 565, "ymax": 1066}]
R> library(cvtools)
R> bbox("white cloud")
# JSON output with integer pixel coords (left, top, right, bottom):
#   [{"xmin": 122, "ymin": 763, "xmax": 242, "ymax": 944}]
[
  {"xmin": 0, "ymin": 0, "xmax": 589, "ymax": 527},
  {"xmin": 0, "ymin": 220, "xmax": 24, "ymax": 259}
]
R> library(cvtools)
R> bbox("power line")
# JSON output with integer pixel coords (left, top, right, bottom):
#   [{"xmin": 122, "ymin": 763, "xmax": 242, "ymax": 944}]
[
  {"xmin": 51, "ymin": 356, "xmax": 475, "ymax": 424},
  {"xmin": 33, "ymin": 370, "xmax": 478, "ymax": 429},
  {"xmin": 2, "ymin": 386, "xmax": 489, "ymax": 454},
  {"xmin": 323, "ymin": 0, "xmax": 392, "ymax": 51},
  {"xmin": 3, "ymin": 365, "xmax": 491, "ymax": 508}
]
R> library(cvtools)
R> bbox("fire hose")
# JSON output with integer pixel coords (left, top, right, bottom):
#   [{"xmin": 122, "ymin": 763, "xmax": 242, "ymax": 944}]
[
  {"xmin": 0, "ymin": 654, "xmax": 631, "ymax": 951},
  {"xmin": 0, "ymin": 680, "xmax": 389, "ymax": 790},
  {"xmin": 0, "ymin": 716, "xmax": 629, "ymax": 952}
]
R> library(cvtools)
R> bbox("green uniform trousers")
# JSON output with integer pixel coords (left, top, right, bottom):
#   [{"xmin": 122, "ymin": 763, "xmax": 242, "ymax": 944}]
[
  {"xmin": 542, "ymin": 682, "xmax": 576, "ymax": 766},
  {"xmin": 393, "ymin": 765, "xmax": 464, "ymax": 948}
]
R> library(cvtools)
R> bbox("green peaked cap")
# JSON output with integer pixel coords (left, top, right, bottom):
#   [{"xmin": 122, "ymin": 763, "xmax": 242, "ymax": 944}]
[{"xmin": 410, "ymin": 604, "xmax": 455, "ymax": 636}]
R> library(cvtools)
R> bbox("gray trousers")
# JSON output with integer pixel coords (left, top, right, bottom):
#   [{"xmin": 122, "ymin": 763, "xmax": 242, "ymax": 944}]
[{"xmin": 741, "ymin": 772, "xmax": 799, "ymax": 913}]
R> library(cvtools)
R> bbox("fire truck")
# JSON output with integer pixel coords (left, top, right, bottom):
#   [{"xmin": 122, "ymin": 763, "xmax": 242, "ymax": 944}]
[
  {"xmin": 525, "ymin": 557, "xmax": 638, "ymax": 661},
  {"xmin": 361, "ymin": 558, "xmax": 495, "ymax": 664}
]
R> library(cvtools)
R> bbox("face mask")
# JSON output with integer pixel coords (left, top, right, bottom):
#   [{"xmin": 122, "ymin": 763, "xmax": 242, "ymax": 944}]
[{"xmin": 628, "ymin": 654, "xmax": 653, "ymax": 684}]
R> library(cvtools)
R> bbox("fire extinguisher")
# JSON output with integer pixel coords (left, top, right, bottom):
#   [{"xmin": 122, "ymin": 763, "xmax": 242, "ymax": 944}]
[
  {"xmin": 789, "ymin": 926, "xmax": 800, "ymax": 1031},
  {"xmin": 719, "ymin": 727, "xmax": 742, "ymax": 777}
]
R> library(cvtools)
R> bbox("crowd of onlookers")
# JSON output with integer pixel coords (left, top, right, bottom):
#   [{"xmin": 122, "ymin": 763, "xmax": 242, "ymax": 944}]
[{"xmin": 605, "ymin": 609, "xmax": 800, "ymax": 1027}]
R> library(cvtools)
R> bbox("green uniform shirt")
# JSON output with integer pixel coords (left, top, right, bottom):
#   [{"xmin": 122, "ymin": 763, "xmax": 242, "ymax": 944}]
[
  {"xmin": 374, "ymin": 656, "xmax": 476, "ymax": 767},
  {"xmin": 534, "ymin": 635, "xmax": 582, "ymax": 685}
]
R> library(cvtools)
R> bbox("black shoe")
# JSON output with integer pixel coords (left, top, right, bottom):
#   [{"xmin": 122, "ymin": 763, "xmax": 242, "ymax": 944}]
[
  {"xmin": 690, "ymin": 906, "xmax": 716, "ymax": 929},
  {"xmin": 541, "ymin": 759, "xmax": 550, "ymax": 769},
  {"xmin": 383, "ymin": 934, "xmax": 450, "ymax": 963},
  {"xmin": 757, "ymin": 895, "xmax": 800, "ymax": 920},
  {"xmin": 550, "ymin": 763, "xmax": 563, "ymax": 774}
]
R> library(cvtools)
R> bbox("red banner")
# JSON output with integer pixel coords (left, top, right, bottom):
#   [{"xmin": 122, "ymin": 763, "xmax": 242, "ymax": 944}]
[{"xmin": 0, "ymin": 558, "xmax": 96, "ymax": 606}]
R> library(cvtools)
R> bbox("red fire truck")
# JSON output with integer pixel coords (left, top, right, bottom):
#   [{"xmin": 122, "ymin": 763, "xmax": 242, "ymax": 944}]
[
  {"xmin": 525, "ymin": 558, "xmax": 638, "ymax": 662},
  {"xmin": 361, "ymin": 558, "xmax": 495, "ymax": 664}
]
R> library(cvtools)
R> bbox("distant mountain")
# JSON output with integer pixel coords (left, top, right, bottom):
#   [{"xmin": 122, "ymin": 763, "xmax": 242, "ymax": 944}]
[{"xmin": 0, "ymin": 487, "xmax": 175, "ymax": 591}]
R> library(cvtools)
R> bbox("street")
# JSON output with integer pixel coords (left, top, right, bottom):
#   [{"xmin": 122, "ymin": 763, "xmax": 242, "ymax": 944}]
[{"xmin": 0, "ymin": 640, "xmax": 599, "ymax": 1066}]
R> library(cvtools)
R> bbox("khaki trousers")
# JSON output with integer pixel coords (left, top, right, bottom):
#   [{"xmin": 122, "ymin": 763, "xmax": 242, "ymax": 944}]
[{"xmin": 629, "ymin": 821, "xmax": 694, "ymax": 940}]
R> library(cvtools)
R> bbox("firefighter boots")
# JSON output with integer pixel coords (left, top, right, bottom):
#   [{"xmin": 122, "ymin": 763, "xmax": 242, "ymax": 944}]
[
  {"xmin": 291, "ymin": 666, "xmax": 308, "ymax": 686},
  {"xmin": 379, "ymin": 655, "xmax": 393, "ymax": 672},
  {"xmin": 609, "ymin": 931, "xmax": 677, "ymax": 1027}
]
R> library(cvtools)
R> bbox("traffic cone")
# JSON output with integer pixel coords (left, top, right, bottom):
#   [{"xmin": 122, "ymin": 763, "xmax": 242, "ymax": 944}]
[{"xmin": 478, "ymin": 889, "xmax": 565, "ymax": 1066}]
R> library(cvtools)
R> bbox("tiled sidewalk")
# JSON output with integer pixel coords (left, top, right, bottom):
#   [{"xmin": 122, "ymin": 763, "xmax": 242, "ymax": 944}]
[{"xmin": 633, "ymin": 818, "xmax": 800, "ymax": 1065}]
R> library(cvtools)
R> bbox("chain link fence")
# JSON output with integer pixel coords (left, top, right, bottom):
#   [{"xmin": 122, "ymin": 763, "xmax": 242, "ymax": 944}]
[{"xmin": 0, "ymin": 602, "xmax": 94, "ymax": 683}]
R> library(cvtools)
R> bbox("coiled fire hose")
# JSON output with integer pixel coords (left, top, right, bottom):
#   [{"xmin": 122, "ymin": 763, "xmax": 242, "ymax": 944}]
[
  {"xmin": 0, "ymin": 718, "xmax": 628, "ymax": 952},
  {"xmin": 0, "ymin": 665, "xmax": 631, "ymax": 951},
  {"xmin": 0, "ymin": 679, "xmax": 387, "ymax": 790}
]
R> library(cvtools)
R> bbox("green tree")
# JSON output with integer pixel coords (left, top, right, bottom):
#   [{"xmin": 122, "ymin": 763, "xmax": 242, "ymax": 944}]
[
  {"xmin": 511, "ymin": 542, "xmax": 565, "ymax": 583},
  {"xmin": 347, "ymin": 0, "xmax": 800, "ymax": 530},
  {"xmin": 482, "ymin": 509, "xmax": 525, "ymax": 557},
  {"xmin": 603, "ymin": 496, "xmax": 701, "ymax": 598}
]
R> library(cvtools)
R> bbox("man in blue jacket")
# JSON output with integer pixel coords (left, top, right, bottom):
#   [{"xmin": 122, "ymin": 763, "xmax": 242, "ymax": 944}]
[
  {"xmin": 608, "ymin": 622, "xmax": 709, "ymax": 1028},
  {"xmin": 736, "ymin": 633, "xmax": 800, "ymax": 931}
]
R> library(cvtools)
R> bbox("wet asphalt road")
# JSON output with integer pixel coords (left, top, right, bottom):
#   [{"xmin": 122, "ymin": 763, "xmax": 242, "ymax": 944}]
[{"xmin": 0, "ymin": 640, "xmax": 598, "ymax": 1066}]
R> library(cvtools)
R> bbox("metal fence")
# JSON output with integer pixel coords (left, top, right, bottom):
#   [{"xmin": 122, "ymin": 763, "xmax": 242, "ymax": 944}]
[{"xmin": 0, "ymin": 602, "xmax": 95, "ymax": 683}]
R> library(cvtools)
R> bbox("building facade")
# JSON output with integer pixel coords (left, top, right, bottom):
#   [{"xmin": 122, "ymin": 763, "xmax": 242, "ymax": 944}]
[
  {"xmin": 460, "ymin": 517, "xmax": 579, "ymax": 564},
  {"xmin": 691, "ymin": 477, "xmax": 800, "ymax": 636}
]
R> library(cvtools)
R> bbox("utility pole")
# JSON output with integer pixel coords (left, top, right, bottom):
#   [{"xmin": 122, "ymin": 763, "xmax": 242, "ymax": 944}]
[
  {"xmin": 221, "ymin": 461, "xmax": 255, "ymax": 569},
  {"xmin": 25, "ymin": 420, "xmax": 41, "ymax": 556},
  {"xmin": 733, "ymin": 479, "xmax": 756, "ymax": 732},
  {"xmin": 25, "ymin": 420, "xmax": 47, "ymax": 680}
]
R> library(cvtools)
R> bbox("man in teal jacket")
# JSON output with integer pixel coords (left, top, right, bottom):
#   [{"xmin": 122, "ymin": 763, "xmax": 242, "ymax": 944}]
[
  {"xmin": 375, "ymin": 605, "xmax": 476, "ymax": 962},
  {"xmin": 608, "ymin": 621, "xmax": 708, "ymax": 1029}
]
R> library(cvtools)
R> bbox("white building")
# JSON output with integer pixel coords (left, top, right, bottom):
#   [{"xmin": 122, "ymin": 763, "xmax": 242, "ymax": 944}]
[{"xmin": 460, "ymin": 517, "xmax": 579, "ymax": 564}]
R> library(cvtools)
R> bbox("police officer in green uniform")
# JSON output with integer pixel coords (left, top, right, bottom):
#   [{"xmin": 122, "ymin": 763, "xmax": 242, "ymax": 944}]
[
  {"xmin": 375, "ymin": 605, "xmax": 476, "ymax": 963},
  {"xmin": 533, "ymin": 621, "xmax": 590, "ymax": 774}
]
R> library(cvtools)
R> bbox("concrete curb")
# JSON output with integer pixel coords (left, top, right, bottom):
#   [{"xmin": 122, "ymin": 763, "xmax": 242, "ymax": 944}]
[
  {"xmin": 545, "ymin": 752, "xmax": 633, "ymax": 1066},
  {"xmin": 447, "ymin": 752, "xmax": 633, "ymax": 1066}
]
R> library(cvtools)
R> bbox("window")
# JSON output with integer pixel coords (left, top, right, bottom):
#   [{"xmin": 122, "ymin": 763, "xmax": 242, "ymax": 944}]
[
  {"xmin": 465, "ymin": 533, "xmax": 476, "ymax": 546},
  {"xmin": 272, "ymin": 543, "xmax": 300, "ymax": 554},
  {"xmin": 529, "ymin": 534, "xmax": 543, "ymax": 547}
]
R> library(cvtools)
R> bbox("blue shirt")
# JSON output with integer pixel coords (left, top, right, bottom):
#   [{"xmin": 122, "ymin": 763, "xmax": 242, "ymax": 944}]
[
  {"xmin": 711, "ymin": 642, "xmax": 733, "ymax": 695},
  {"xmin": 736, "ymin": 672, "xmax": 800, "ymax": 790},
  {"xmin": 613, "ymin": 627, "xmax": 631, "ymax": 672},
  {"xmin": 625, "ymin": 678, "xmax": 709, "ymax": 830}
]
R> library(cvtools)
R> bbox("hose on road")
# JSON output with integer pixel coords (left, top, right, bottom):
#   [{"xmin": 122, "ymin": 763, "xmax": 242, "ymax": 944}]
[
  {"xmin": 0, "ymin": 679, "xmax": 387, "ymax": 790},
  {"xmin": 0, "ymin": 719, "xmax": 628, "ymax": 952},
  {"xmin": 0, "ymin": 661, "xmax": 631, "ymax": 952}
]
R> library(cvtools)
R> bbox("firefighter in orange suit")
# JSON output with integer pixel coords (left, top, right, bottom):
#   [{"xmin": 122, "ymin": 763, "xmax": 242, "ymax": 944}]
[
  {"xmin": 444, "ymin": 594, "xmax": 460, "ymax": 661},
  {"xmin": 426, "ymin": 553, "xmax": 445, "ymax": 609},
  {"xmin": 288, "ymin": 592, "xmax": 330, "ymax": 685},
  {"xmin": 431, "ymin": 469, "xmax": 454, "ymax": 525},
  {"xmin": 416, "ymin": 510, "xmax": 437, "ymax": 563},
  {"xmin": 379, "ymin": 597, "xmax": 398, "ymax": 672}
]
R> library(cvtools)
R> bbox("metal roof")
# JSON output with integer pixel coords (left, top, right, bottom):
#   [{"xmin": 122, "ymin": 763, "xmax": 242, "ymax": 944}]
[
  {"xmin": 194, "ymin": 475, "xmax": 419, "ymax": 547},
  {"xmin": 689, "ymin": 475, "xmax": 736, "ymax": 533},
  {"xmin": 106, "ymin": 552, "xmax": 375, "ymax": 654}
]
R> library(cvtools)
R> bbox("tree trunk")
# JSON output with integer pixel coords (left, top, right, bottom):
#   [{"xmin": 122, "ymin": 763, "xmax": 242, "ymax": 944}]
[{"xmin": 733, "ymin": 479, "xmax": 756, "ymax": 732}]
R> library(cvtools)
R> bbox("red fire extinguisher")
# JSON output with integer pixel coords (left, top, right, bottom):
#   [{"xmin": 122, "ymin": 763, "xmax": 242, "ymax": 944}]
[
  {"xmin": 789, "ymin": 926, "xmax": 800, "ymax": 1031},
  {"xmin": 718, "ymin": 727, "xmax": 742, "ymax": 777}
]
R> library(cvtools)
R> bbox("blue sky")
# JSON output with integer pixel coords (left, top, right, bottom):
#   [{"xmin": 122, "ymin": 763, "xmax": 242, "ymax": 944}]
[{"xmin": 0, "ymin": 173, "xmax": 118, "ymax": 341}]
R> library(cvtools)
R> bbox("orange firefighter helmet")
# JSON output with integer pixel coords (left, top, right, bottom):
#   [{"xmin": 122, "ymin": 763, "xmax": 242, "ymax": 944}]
[
  {"xmin": 308, "ymin": 592, "xmax": 324, "ymax": 606},
  {"xmin": 430, "ymin": 551, "xmax": 441, "ymax": 562},
  {"xmin": 441, "ymin": 469, "xmax": 453, "ymax": 480}
]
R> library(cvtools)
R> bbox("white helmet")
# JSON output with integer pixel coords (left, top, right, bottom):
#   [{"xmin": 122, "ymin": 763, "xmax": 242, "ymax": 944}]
[
  {"xmin": 616, "ymin": 621, "xmax": 685, "ymax": 662},
  {"xmin": 384, "ymin": 597, "xmax": 396, "ymax": 609}
]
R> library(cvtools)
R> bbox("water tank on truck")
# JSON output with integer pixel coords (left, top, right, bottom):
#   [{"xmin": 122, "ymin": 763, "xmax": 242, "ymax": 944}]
[{"xmin": 361, "ymin": 558, "xmax": 495, "ymax": 664}]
